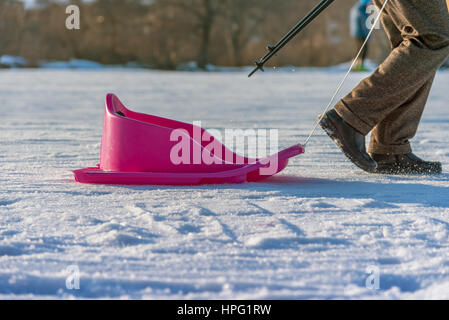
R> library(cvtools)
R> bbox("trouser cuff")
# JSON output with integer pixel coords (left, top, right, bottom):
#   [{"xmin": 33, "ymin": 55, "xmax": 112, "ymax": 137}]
[
  {"xmin": 334, "ymin": 100, "xmax": 373, "ymax": 135},
  {"xmin": 368, "ymin": 141, "xmax": 412, "ymax": 155}
]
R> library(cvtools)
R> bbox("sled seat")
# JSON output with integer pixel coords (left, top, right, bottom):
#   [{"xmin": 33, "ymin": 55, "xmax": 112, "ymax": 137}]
[{"xmin": 73, "ymin": 94, "xmax": 303, "ymax": 185}]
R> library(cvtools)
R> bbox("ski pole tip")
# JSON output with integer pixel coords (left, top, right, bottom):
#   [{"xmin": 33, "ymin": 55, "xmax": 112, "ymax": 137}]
[
  {"xmin": 248, "ymin": 69, "xmax": 257, "ymax": 78},
  {"xmin": 248, "ymin": 62, "xmax": 265, "ymax": 78}
]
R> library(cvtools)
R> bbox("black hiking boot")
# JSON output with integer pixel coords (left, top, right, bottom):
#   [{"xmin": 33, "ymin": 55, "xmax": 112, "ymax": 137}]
[
  {"xmin": 319, "ymin": 109, "xmax": 377, "ymax": 173},
  {"xmin": 370, "ymin": 153, "xmax": 442, "ymax": 175}
]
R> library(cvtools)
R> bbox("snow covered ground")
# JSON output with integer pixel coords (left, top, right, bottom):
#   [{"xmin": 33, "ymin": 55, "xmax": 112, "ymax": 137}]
[{"xmin": 1, "ymin": 68, "xmax": 449, "ymax": 299}]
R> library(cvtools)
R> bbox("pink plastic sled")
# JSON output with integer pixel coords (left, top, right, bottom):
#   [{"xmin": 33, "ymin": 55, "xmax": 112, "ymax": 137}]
[{"xmin": 73, "ymin": 94, "xmax": 304, "ymax": 185}]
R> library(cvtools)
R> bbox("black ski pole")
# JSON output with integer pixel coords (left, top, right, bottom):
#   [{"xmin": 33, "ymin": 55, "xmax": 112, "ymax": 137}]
[{"xmin": 248, "ymin": 0, "xmax": 336, "ymax": 78}]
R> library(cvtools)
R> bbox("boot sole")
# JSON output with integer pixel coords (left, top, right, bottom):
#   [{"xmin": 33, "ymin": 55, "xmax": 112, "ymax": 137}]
[
  {"xmin": 320, "ymin": 113, "xmax": 377, "ymax": 173},
  {"xmin": 375, "ymin": 163, "xmax": 442, "ymax": 175}
]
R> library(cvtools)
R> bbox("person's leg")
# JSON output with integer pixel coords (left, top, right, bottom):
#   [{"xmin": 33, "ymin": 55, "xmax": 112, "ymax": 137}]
[
  {"xmin": 318, "ymin": 7, "xmax": 410, "ymax": 172},
  {"xmin": 367, "ymin": 0, "xmax": 446, "ymax": 154},
  {"xmin": 334, "ymin": 0, "xmax": 449, "ymax": 156},
  {"xmin": 360, "ymin": 38, "xmax": 368, "ymax": 67},
  {"xmin": 369, "ymin": 74, "xmax": 436, "ymax": 154},
  {"xmin": 367, "ymin": 2, "xmax": 437, "ymax": 154},
  {"xmin": 354, "ymin": 37, "xmax": 368, "ymax": 69}
]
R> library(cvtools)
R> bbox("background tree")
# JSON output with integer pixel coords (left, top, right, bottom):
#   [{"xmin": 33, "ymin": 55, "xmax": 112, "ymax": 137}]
[
  {"xmin": 0, "ymin": 0, "xmax": 390, "ymax": 69},
  {"xmin": 159, "ymin": 0, "xmax": 224, "ymax": 69},
  {"xmin": 221, "ymin": 0, "xmax": 275, "ymax": 66},
  {"xmin": 0, "ymin": 0, "xmax": 26, "ymax": 56}
]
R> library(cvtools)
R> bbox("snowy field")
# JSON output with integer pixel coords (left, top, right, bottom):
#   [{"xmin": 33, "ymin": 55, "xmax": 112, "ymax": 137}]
[{"xmin": 1, "ymin": 68, "xmax": 449, "ymax": 299}]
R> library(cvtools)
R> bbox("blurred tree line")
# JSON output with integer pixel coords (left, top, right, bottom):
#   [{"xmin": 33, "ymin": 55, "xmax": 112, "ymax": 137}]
[{"xmin": 0, "ymin": 0, "xmax": 390, "ymax": 69}]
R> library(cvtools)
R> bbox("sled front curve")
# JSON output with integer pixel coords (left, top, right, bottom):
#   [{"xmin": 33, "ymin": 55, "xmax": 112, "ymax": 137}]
[{"xmin": 73, "ymin": 94, "xmax": 304, "ymax": 185}]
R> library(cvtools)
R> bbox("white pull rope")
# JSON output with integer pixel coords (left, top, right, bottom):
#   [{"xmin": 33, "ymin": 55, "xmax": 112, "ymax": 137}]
[{"xmin": 303, "ymin": 0, "xmax": 389, "ymax": 147}]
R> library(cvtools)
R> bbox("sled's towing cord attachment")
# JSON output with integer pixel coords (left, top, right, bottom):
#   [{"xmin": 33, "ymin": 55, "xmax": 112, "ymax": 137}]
[{"xmin": 248, "ymin": 0, "xmax": 390, "ymax": 150}]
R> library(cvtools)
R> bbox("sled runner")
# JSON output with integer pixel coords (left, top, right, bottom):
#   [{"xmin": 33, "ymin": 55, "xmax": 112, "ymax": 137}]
[{"xmin": 74, "ymin": 94, "xmax": 303, "ymax": 185}]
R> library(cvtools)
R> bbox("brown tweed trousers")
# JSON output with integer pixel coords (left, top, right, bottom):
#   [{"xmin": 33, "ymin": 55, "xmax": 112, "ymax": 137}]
[{"xmin": 334, "ymin": 0, "xmax": 449, "ymax": 155}]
